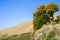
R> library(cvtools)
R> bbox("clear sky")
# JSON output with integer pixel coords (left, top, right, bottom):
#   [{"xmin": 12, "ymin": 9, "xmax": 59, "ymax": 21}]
[{"xmin": 0, "ymin": 0, "xmax": 60, "ymax": 30}]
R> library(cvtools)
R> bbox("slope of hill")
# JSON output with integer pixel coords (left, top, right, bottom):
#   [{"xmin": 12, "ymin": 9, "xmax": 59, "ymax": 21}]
[
  {"xmin": 0, "ymin": 14, "xmax": 60, "ymax": 35},
  {"xmin": 0, "ymin": 20, "xmax": 33, "ymax": 35},
  {"xmin": 0, "ymin": 14, "xmax": 60, "ymax": 40}
]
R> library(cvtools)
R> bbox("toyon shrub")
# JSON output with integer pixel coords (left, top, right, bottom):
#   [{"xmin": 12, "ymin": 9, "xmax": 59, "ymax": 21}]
[{"xmin": 33, "ymin": 3, "xmax": 59, "ymax": 32}]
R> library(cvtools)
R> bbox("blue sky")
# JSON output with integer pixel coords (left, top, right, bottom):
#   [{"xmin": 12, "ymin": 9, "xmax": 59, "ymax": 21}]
[{"xmin": 0, "ymin": 0, "xmax": 60, "ymax": 30}]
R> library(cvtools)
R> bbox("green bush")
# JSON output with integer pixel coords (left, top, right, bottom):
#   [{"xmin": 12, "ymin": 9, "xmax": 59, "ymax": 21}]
[{"xmin": 33, "ymin": 3, "xmax": 59, "ymax": 32}]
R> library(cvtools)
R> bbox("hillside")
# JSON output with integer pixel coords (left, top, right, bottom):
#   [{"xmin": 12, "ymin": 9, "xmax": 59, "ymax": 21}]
[
  {"xmin": 0, "ymin": 21, "xmax": 33, "ymax": 35},
  {"xmin": 0, "ymin": 14, "xmax": 60, "ymax": 40},
  {"xmin": 0, "ymin": 14, "xmax": 60, "ymax": 35}
]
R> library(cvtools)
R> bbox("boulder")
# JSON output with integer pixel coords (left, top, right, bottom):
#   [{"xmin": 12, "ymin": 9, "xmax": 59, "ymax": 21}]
[{"xmin": 34, "ymin": 24, "xmax": 60, "ymax": 40}]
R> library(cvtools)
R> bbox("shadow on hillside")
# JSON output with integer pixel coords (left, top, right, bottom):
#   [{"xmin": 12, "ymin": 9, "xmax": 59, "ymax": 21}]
[{"xmin": 0, "ymin": 32, "xmax": 33, "ymax": 40}]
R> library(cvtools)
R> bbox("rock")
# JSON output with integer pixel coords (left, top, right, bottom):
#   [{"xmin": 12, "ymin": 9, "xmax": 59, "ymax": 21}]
[{"xmin": 34, "ymin": 24, "xmax": 60, "ymax": 40}]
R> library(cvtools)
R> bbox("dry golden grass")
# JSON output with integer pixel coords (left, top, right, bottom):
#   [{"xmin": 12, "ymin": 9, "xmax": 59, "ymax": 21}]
[{"xmin": 0, "ymin": 20, "xmax": 34, "ymax": 35}]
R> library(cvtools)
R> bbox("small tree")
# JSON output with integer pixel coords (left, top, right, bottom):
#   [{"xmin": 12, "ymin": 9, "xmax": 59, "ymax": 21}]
[{"xmin": 33, "ymin": 3, "xmax": 59, "ymax": 32}]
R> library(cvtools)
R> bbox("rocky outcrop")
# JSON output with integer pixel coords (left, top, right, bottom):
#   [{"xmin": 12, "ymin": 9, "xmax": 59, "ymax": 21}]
[{"xmin": 34, "ymin": 24, "xmax": 60, "ymax": 40}]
